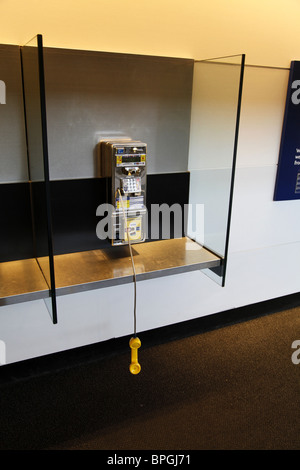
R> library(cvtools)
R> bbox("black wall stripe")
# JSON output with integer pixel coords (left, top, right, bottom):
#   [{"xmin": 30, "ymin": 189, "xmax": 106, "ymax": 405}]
[{"xmin": 1, "ymin": 172, "xmax": 190, "ymax": 261}]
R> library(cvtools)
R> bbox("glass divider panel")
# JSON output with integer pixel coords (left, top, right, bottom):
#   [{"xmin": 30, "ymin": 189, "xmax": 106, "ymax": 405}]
[{"xmin": 187, "ymin": 54, "xmax": 245, "ymax": 286}]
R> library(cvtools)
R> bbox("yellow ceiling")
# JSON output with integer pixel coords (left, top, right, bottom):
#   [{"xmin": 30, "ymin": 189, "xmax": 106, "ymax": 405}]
[{"xmin": 0, "ymin": 0, "xmax": 298, "ymax": 67}]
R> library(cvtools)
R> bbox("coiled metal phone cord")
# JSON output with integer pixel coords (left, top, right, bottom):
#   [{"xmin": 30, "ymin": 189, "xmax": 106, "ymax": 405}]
[
  {"xmin": 117, "ymin": 189, "xmax": 137, "ymax": 338},
  {"xmin": 117, "ymin": 189, "xmax": 141, "ymax": 374}
]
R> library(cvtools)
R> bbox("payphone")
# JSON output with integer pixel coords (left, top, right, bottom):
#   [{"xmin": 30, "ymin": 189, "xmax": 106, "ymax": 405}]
[
  {"xmin": 99, "ymin": 139, "xmax": 147, "ymax": 374},
  {"xmin": 99, "ymin": 139, "xmax": 147, "ymax": 246}
]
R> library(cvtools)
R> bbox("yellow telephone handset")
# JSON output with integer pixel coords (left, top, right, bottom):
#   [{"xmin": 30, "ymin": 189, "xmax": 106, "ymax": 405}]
[{"xmin": 129, "ymin": 337, "xmax": 141, "ymax": 375}]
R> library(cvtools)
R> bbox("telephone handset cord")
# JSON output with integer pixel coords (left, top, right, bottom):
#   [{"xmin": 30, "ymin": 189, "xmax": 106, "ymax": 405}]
[
  {"xmin": 117, "ymin": 189, "xmax": 137, "ymax": 338},
  {"xmin": 117, "ymin": 189, "xmax": 141, "ymax": 374}
]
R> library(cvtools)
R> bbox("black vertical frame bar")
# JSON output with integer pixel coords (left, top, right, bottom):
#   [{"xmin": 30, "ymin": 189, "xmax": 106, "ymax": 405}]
[
  {"xmin": 37, "ymin": 35, "xmax": 57, "ymax": 322},
  {"xmin": 213, "ymin": 54, "xmax": 245, "ymax": 286},
  {"xmin": 21, "ymin": 35, "xmax": 57, "ymax": 323}
]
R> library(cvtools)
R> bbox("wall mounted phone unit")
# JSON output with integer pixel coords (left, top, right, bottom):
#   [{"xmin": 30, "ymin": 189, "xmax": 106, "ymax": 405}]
[{"xmin": 99, "ymin": 139, "xmax": 147, "ymax": 246}]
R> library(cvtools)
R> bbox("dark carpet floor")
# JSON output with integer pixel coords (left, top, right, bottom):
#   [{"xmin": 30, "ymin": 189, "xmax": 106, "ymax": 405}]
[{"xmin": 0, "ymin": 306, "xmax": 299, "ymax": 451}]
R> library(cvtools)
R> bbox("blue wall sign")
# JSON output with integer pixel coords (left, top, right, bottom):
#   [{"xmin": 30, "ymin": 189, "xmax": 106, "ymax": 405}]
[{"xmin": 274, "ymin": 61, "xmax": 300, "ymax": 201}]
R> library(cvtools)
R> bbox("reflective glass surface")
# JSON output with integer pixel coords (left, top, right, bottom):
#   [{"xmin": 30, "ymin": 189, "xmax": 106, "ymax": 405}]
[{"xmin": 187, "ymin": 54, "xmax": 245, "ymax": 285}]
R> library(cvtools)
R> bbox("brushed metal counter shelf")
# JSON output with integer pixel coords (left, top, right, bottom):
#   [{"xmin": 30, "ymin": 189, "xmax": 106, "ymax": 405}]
[
  {"xmin": 0, "ymin": 238, "xmax": 221, "ymax": 305},
  {"xmin": 45, "ymin": 237, "xmax": 221, "ymax": 296},
  {"xmin": 0, "ymin": 258, "xmax": 50, "ymax": 306}
]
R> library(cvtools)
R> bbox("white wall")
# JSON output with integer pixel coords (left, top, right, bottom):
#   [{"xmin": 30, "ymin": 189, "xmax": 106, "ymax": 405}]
[{"xmin": 1, "ymin": 1, "xmax": 300, "ymax": 365}]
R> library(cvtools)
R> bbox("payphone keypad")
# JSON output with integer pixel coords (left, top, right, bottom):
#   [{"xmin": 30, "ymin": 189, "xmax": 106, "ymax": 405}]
[{"xmin": 121, "ymin": 177, "xmax": 141, "ymax": 194}]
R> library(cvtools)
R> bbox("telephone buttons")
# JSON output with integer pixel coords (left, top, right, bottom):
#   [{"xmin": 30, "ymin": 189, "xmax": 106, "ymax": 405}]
[{"xmin": 121, "ymin": 177, "xmax": 141, "ymax": 194}]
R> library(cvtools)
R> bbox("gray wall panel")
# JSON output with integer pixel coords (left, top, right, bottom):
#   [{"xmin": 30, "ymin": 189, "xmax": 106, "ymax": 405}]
[
  {"xmin": 0, "ymin": 45, "xmax": 28, "ymax": 183},
  {"xmin": 43, "ymin": 49, "xmax": 193, "ymax": 179}
]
